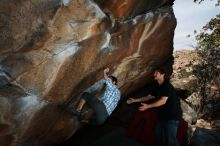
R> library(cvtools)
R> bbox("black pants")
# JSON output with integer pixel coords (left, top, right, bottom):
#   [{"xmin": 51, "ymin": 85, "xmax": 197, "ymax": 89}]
[{"xmin": 82, "ymin": 92, "xmax": 109, "ymax": 125}]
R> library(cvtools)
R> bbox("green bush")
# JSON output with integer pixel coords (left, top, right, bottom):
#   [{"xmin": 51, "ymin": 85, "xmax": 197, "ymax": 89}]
[
  {"xmin": 192, "ymin": 14, "xmax": 220, "ymax": 114},
  {"xmin": 177, "ymin": 69, "xmax": 192, "ymax": 79}
]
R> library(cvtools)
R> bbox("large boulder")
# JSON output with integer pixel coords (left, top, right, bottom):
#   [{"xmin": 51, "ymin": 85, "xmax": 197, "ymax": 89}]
[
  {"xmin": 0, "ymin": 0, "xmax": 176, "ymax": 145},
  {"xmin": 180, "ymin": 99, "xmax": 197, "ymax": 125},
  {"xmin": 190, "ymin": 128, "xmax": 220, "ymax": 146}
]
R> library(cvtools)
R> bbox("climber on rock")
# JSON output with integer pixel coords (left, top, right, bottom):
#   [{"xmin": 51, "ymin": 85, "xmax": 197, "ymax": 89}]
[{"xmin": 66, "ymin": 68, "xmax": 121, "ymax": 125}]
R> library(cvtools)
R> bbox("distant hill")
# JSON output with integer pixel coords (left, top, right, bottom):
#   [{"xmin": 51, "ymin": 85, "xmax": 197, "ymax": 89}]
[{"xmin": 171, "ymin": 50, "xmax": 199, "ymax": 92}]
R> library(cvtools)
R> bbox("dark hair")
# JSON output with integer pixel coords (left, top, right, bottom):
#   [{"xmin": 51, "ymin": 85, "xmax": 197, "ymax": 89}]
[
  {"xmin": 155, "ymin": 68, "xmax": 170, "ymax": 80},
  {"xmin": 155, "ymin": 68, "xmax": 166, "ymax": 74},
  {"xmin": 109, "ymin": 75, "xmax": 118, "ymax": 85}
]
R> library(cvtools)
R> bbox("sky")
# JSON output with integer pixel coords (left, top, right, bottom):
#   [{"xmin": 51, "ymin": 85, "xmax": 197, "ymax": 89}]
[{"xmin": 173, "ymin": 0, "xmax": 220, "ymax": 50}]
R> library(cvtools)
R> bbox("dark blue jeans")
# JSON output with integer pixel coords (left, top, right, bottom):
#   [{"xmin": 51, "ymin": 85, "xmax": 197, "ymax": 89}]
[
  {"xmin": 82, "ymin": 92, "xmax": 109, "ymax": 125},
  {"xmin": 155, "ymin": 120, "xmax": 179, "ymax": 146}
]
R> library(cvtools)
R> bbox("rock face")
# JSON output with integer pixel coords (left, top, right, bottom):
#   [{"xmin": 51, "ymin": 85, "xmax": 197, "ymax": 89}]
[
  {"xmin": 190, "ymin": 128, "xmax": 220, "ymax": 146},
  {"xmin": 180, "ymin": 99, "xmax": 197, "ymax": 125},
  {"xmin": 0, "ymin": 0, "xmax": 176, "ymax": 145}
]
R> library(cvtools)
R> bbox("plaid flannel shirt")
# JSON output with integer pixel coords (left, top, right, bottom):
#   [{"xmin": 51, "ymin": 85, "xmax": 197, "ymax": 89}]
[{"xmin": 101, "ymin": 78, "xmax": 120, "ymax": 115}]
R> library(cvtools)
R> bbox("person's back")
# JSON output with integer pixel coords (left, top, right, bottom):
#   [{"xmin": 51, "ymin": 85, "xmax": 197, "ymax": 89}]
[{"xmin": 102, "ymin": 77, "xmax": 120, "ymax": 115}]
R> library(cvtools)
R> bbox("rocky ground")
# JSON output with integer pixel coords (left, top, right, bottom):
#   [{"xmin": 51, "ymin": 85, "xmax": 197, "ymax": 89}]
[
  {"xmin": 172, "ymin": 50, "xmax": 220, "ymax": 128},
  {"xmin": 171, "ymin": 50, "xmax": 220, "ymax": 146},
  {"xmin": 171, "ymin": 50, "xmax": 199, "ymax": 91}
]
